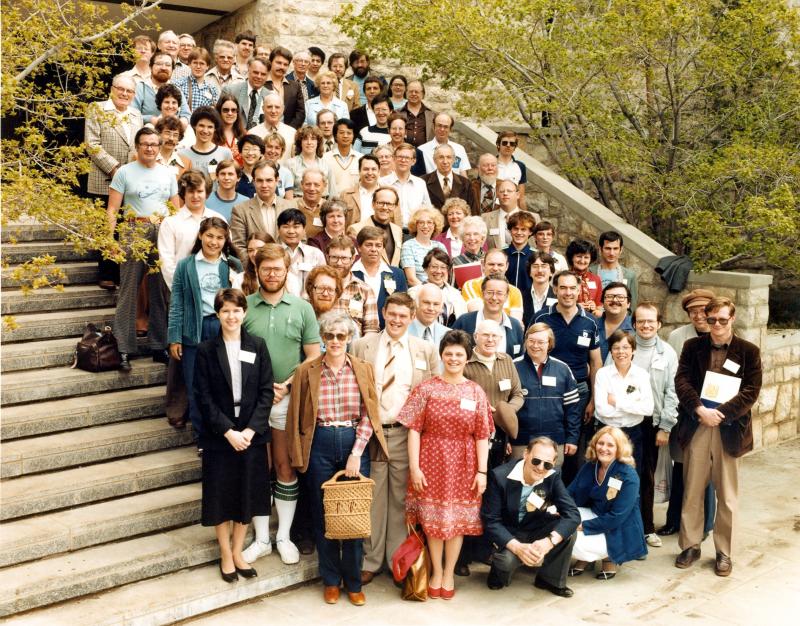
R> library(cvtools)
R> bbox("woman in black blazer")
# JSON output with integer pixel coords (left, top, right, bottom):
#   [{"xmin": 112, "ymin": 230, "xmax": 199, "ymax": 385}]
[{"xmin": 194, "ymin": 288, "xmax": 275, "ymax": 582}]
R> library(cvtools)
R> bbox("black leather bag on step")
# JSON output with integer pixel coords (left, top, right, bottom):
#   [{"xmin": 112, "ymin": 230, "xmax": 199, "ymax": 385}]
[{"xmin": 71, "ymin": 323, "xmax": 122, "ymax": 372}]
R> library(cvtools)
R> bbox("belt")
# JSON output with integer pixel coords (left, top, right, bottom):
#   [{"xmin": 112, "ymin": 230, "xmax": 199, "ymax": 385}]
[
  {"xmin": 318, "ymin": 420, "xmax": 355, "ymax": 428},
  {"xmin": 382, "ymin": 422, "xmax": 404, "ymax": 430}
]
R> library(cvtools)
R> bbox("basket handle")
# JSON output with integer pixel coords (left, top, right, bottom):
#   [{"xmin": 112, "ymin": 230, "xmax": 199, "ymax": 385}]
[{"xmin": 325, "ymin": 469, "xmax": 368, "ymax": 484}]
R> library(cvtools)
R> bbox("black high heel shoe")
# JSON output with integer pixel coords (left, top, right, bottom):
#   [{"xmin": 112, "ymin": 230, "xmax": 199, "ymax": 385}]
[
  {"xmin": 236, "ymin": 566, "xmax": 258, "ymax": 578},
  {"xmin": 219, "ymin": 562, "xmax": 238, "ymax": 583}
]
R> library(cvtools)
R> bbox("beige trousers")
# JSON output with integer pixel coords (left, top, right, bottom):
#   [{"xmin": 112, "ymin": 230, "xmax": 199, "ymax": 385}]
[
  {"xmin": 679, "ymin": 424, "xmax": 738, "ymax": 557},
  {"xmin": 363, "ymin": 426, "xmax": 409, "ymax": 573}
]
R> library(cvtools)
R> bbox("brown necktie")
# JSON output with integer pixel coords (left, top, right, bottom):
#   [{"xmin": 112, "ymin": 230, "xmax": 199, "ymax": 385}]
[
  {"xmin": 442, "ymin": 176, "xmax": 451, "ymax": 199},
  {"xmin": 380, "ymin": 341, "xmax": 397, "ymax": 413},
  {"xmin": 481, "ymin": 185, "xmax": 494, "ymax": 212}
]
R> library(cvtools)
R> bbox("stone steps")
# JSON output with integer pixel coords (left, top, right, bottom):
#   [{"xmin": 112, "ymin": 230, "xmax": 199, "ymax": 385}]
[
  {"xmin": 1, "ymin": 222, "xmax": 69, "ymax": 243},
  {"xmin": 0, "ymin": 336, "xmax": 150, "ymax": 373},
  {"xmin": 0, "ymin": 359, "xmax": 167, "ymax": 406},
  {"xmin": 1, "ymin": 386, "xmax": 166, "ymax": 440},
  {"xmin": 1, "ymin": 550, "xmax": 317, "ymax": 625},
  {"xmin": 0, "ymin": 523, "xmax": 220, "ymax": 617},
  {"xmin": 1, "ymin": 262, "xmax": 98, "ymax": 290},
  {"xmin": 1, "ymin": 417, "xmax": 193, "ymax": 478},
  {"xmin": 0, "ymin": 307, "xmax": 116, "ymax": 343},
  {"xmin": 0, "ymin": 484, "xmax": 201, "ymax": 567},
  {"xmin": 0, "ymin": 447, "xmax": 199, "ymax": 521},
  {"xmin": 1, "ymin": 285, "xmax": 116, "ymax": 315},
  {"xmin": 2, "ymin": 241, "xmax": 98, "ymax": 265}
]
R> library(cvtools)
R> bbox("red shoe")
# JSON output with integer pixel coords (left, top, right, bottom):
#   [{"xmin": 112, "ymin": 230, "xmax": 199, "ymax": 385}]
[
  {"xmin": 440, "ymin": 587, "xmax": 455, "ymax": 600},
  {"xmin": 427, "ymin": 586, "xmax": 441, "ymax": 599}
]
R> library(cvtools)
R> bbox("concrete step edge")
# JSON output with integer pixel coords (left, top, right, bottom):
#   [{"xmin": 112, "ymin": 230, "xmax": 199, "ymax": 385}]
[{"xmin": 1, "ymin": 308, "xmax": 117, "ymax": 344}]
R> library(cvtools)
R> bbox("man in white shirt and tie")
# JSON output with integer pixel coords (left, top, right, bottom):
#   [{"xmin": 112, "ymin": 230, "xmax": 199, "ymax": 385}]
[
  {"xmin": 350, "ymin": 292, "xmax": 438, "ymax": 584},
  {"xmin": 408, "ymin": 283, "xmax": 450, "ymax": 346}
]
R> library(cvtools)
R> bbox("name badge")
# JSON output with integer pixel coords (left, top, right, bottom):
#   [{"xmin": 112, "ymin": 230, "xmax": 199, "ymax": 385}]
[
  {"xmin": 238, "ymin": 350, "xmax": 256, "ymax": 364},
  {"xmin": 313, "ymin": 217, "xmax": 323, "ymax": 227},
  {"xmin": 513, "ymin": 344, "xmax": 521, "ymax": 353},
  {"xmin": 207, "ymin": 162, "xmax": 218, "ymax": 176},
  {"xmin": 489, "ymin": 228, "xmax": 500, "ymax": 235},
  {"xmin": 608, "ymin": 477, "xmax": 623, "ymax": 490},
  {"xmin": 546, "ymin": 297, "xmax": 557, "ymax": 306},
  {"xmin": 348, "ymin": 299, "xmax": 363, "ymax": 315},
  {"xmin": 384, "ymin": 278, "xmax": 396, "ymax": 294},
  {"xmin": 577, "ymin": 335, "xmax": 591, "ymax": 347},
  {"xmin": 542, "ymin": 375, "xmax": 557, "ymax": 387},
  {"xmin": 297, "ymin": 262, "xmax": 312, "ymax": 273},
  {"xmin": 526, "ymin": 491, "xmax": 545, "ymax": 511},
  {"xmin": 415, "ymin": 359, "xmax": 427, "ymax": 370},
  {"xmin": 621, "ymin": 278, "xmax": 628, "ymax": 285},
  {"xmin": 723, "ymin": 359, "xmax": 740, "ymax": 374},
  {"xmin": 460, "ymin": 398, "xmax": 476, "ymax": 411},
  {"xmin": 498, "ymin": 378, "xmax": 511, "ymax": 391},
  {"xmin": 587, "ymin": 280, "xmax": 597, "ymax": 289}
]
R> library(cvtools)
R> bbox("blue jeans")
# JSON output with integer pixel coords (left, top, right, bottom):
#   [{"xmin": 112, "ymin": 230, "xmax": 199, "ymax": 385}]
[
  {"xmin": 305, "ymin": 426, "xmax": 370, "ymax": 591},
  {"xmin": 183, "ymin": 315, "xmax": 220, "ymax": 442}
]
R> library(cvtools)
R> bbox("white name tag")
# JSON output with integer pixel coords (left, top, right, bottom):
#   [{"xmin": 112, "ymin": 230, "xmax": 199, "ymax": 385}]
[
  {"xmin": 527, "ymin": 491, "xmax": 545, "ymax": 510},
  {"xmin": 577, "ymin": 335, "xmax": 591, "ymax": 347},
  {"xmin": 723, "ymin": 359, "xmax": 740, "ymax": 374},
  {"xmin": 489, "ymin": 228, "xmax": 500, "ymax": 235},
  {"xmin": 498, "ymin": 378, "xmax": 511, "ymax": 391},
  {"xmin": 415, "ymin": 359, "xmax": 427, "ymax": 370},
  {"xmin": 542, "ymin": 375, "xmax": 557, "ymax": 387},
  {"xmin": 546, "ymin": 504, "xmax": 558, "ymax": 515},
  {"xmin": 513, "ymin": 344, "xmax": 521, "ymax": 353},
  {"xmin": 608, "ymin": 477, "xmax": 623, "ymax": 490},
  {"xmin": 587, "ymin": 280, "xmax": 597, "ymax": 289},
  {"xmin": 313, "ymin": 217, "xmax": 323, "ymax": 227},
  {"xmin": 622, "ymin": 278, "xmax": 628, "ymax": 285},
  {"xmin": 546, "ymin": 297, "xmax": 557, "ymax": 306},
  {"xmin": 207, "ymin": 162, "xmax": 218, "ymax": 176},
  {"xmin": 460, "ymin": 398, "xmax": 476, "ymax": 411},
  {"xmin": 238, "ymin": 350, "xmax": 256, "ymax": 364},
  {"xmin": 384, "ymin": 279, "xmax": 396, "ymax": 292},
  {"xmin": 348, "ymin": 299, "xmax": 363, "ymax": 315}
]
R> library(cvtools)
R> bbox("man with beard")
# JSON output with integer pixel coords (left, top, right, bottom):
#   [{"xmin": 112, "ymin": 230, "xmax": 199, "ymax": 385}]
[
  {"xmin": 242, "ymin": 244, "xmax": 321, "ymax": 565},
  {"xmin": 471, "ymin": 153, "xmax": 499, "ymax": 215},
  {"xmin": 132, "ymin": 52, "xmax": 191, "ymax": 127},
  {"xmin": 265, "ymin": 47, "xmax": 306, "ymax": 129},
  {"xmin": 399, "ymin": 80, "xmax": 436, "ymax": 147},
  {"xmin": 325, "ymin": 235, "xmax": 380, "ymax": 336},
  {"xmin": 204, "ymin": 39, "xmax": 244, "ymax": 93},
  {"xmin": 328, "ymin": 53, "xmax": 359, "ymax": 111},
  {"xmin": 346, "ymin": 50, "xmax": 387, "ymax": 106}
]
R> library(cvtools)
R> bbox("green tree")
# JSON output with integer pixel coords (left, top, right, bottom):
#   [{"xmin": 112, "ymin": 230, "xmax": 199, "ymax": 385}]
[
  {"xmin": 338, "ymin": 0, "xmax": 800, "ymax": 274},
  {"xmin": 1, "ymin": 0, "xmax": 163, "ymax": 297}
]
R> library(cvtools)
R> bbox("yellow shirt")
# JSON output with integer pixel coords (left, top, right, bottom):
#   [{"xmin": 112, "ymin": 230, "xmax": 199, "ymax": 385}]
[{"xmin": 461, "ymin": 279, "xmax": 524, "ymax": 321}]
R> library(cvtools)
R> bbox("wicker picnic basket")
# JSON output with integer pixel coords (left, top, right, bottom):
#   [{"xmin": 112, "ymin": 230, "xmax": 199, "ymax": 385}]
[{"xmin": 321, "ymin": 470, "xmax": 375, "ymax": 540}]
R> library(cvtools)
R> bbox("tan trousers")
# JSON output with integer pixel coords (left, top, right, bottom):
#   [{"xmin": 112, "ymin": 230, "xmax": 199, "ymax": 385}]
[
  {"xmin": 679, "ymin": 424, "xmax": 738, "ymax": 557},
  {"xmin": 363, "ymin": 426, "xmax": 409, "ymax": 573}
]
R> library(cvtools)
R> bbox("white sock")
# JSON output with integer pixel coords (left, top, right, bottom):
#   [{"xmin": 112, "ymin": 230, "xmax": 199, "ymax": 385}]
[
  {"xmin": 251, "ymin": 515, "xmax": 270, "ymax": 544},
  {"xmin": 274, "ymin": 479, "xmax": 299, "ymax": 542}
]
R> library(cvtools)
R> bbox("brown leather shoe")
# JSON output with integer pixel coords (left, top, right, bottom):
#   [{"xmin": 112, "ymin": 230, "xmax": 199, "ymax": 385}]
[
  {"xmin": 675, "ymin": 546, "xmax": 701, "ymax": 569},
  {"xmin": 361, "ymin": 570, "xmax": 376, "ymax": 585},
  {"xmin": 715, "ymin": 552, "xmax": 732, "ymax": 577},
  {"xmin": 323, "ymin": 585, "xmax": 340, "ymax": 604},
  {"xmin": 347, "ymin": 591, "xmax": 366, "ymax": 606}
]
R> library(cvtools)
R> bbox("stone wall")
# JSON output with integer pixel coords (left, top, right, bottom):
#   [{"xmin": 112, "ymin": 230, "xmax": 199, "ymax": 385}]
[{"xmin": 756, "ymin": 330, "xmax": 800, "ymax": 448}]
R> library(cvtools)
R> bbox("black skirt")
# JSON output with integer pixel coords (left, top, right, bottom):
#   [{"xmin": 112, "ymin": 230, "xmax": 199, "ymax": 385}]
[{"xmin": 201, "ymin": 441, "xmax": 271, "ymax": 526}]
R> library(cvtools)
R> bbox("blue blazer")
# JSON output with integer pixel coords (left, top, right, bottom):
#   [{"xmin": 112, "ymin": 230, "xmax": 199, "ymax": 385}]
[
  {"xmin": 286, "ymin": 72, "xmax": 320, "ymax": 99},
  {"xmin": 168, "ymin": 254, "xmax": 242, "ymax": 346},
  {"xmin": 451, "ymin": 311, "xmax": 524, "ymax": 359},
  {"xmin": 567, "ymin": 461, "xmax": 647, "ymax": 564},
  {"xmin": 351, "ymin": 266, "xmax": 407, "ymax": 329}
]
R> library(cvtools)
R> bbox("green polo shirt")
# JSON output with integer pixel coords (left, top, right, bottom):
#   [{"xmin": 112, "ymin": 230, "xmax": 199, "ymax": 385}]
[{"xmin": 244, "ymin": 290, "xmax": 320, "ymax": 383}]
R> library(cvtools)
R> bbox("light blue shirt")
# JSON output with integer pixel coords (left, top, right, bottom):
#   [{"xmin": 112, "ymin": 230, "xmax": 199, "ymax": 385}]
[
  {"xmin": 194, "ymin": 251, "xmax": 222, "ymax": 316},
  {"xmin": 400, "ymin": 238, "xmax": 447, "ymax": 283},
  {"xmin": 304, "ymin": 97, "xmax": 350, "ymax": 127},
  {"xmin": 205, "ymin": 190, "xmax": 248, "ymax": 222},
  {"xmin": 109, "ymin": 161, "xmax": 177, "ymax": 217}
]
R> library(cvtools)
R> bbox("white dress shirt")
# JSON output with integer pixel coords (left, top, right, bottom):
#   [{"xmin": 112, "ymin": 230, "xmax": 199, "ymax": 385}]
[
  {"xmin": 158, "ymin": 206, "xmax": 225, "ymax": 289},
  {"xmin": 373, "ymin": 331, "xmax": 413, "ymax": 424},
  {"xmin": 594, "ymin": 363, "xmax": 655, "ymax": 428}
]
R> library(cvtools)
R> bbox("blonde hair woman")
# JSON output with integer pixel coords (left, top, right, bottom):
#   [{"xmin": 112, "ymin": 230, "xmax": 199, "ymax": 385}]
[{"xmin": 400, "ymin": 206, "xmax": 447, "ymax": 286}]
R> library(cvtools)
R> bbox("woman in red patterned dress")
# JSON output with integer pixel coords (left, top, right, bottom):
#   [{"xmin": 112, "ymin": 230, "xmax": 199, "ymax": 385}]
[{"xmin": 398, "ymin": 329, "xmax": 493, "ymax": 599}]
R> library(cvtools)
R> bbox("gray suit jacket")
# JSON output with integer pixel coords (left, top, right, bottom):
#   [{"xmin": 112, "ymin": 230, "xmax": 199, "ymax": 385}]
[
  {"xmin": 222, "ymin": 81, "xmax": 272, "ymax": 129},
  {"xmin": 84, "ymin": 100, "xmax": 143, "ymax": 195},
  {"xmin": 350, "ymin": 332, "xmax": 438, "ymax": 394},
  {"xmin": 481, "ymin": 209, "xmax": 514, "ymax": 250},
  {"xmin": 229, "ymin": 196, "xmax": 296, "ymax": 263}
]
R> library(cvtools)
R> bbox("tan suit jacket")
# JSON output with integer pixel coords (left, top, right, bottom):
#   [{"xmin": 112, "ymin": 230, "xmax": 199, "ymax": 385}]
[
  {"xmin": 481, "ymin": 208, "xmax": 515, "ymax": 250},
  {"xmin": 286, "ymin": 355, "xmax": 389, "ymax": 473},
  {"xmin": 339, "ymin": 78, "xmax": 360, "ymax": 111},
  {"xmin": 85, "ymin": 100, "xmax": 143, "ymax": 195},
  {"xmin": 229, "ymin": 196, "xmax": 296, "ymax": 264},
  {"xmin": 350, "ymin": 332, "xmax": 437, "ymax": 392},
  {"xmin": 347, "ymin": 217, "xmax": 404, "ymax": 266}
]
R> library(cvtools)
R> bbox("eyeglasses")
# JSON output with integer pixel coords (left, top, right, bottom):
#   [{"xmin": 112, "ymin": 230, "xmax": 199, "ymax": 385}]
[
  {"xmin": 527, "ymin": 339, "xmax": 548, "ymax": 347},
  {"xmin": 113, "ymin": 86, "xmax": 135, "ymax": 95},
  {"xmin": 531, "ymin": 458, "xmax": 554, "ymax": 470},
  {"xmin": 529, "ymin": 263, "xmax": 551, "ymax": 270},
  {"xmin": 138, "ymin": 142, "xmax": 161, "ymax": 149},
  {"xmin": 327, "ymin": 255, "xmax": 352, "ymax": 263},
  {"xmin": 220, "ymin": 107, "xmax": 239, "ymax": 113},
  {"xmin": 604, "ymin": 295, "xmax": 629, "ymax": 303},
  {"xmin": 500, "ymin": 140, "xmax": 518, "ymax": 147},
  {"xmin": 312, "ymin": 286, "xmax": 336, "ymax": 294},
  {"xmin": 259, "ymin": 267, "xmax": 286, "ymax": 276},
  {"xmin": 706, "ymin": 317, "xmax": 731, "ymax": 326},
  {"xmin": 635, "ymin": 319, "xmax": 658, "ymax": 326},
  {"xmin": 322, "ymin": 332, "xmax": 349, "ymax": 342},
  {"xmin": 374, "ymin": 201, "xmax": 396, "ymax": 207},
  {"xmin": 483, "ymin": 290, "xmax": 507, "ymax": 299}
]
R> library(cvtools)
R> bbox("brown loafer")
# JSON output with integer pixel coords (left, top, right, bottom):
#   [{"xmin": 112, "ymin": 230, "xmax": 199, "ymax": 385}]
[
  {"xmin": 715, "ymin": 552, "xmax": 732, "ymax": 577},
  {"xmin": 323, "ymin": 585, "xmax": 340, "ymax": 604},
  {"xmin": 675, "ymin": 546, "xmax": 701, "ymax": 569},
  {"xmin": 361, "ymin": 570, "xmax": 376, "ymax": 585},
  {"xmin": 347, "ymin": 591, "xmax": 366, "ymax": 606}
]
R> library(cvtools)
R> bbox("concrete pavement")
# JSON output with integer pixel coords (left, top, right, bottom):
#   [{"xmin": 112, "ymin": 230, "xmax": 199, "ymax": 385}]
[{"xmin": 183, "ymin": 439, "xmax": 800, "ymax": 625}]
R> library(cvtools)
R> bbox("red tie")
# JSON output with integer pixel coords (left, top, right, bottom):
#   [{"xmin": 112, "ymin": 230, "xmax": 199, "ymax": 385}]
[{"xmin": 537, "ymin": 363, "xmax": 544, "ymax": 379}]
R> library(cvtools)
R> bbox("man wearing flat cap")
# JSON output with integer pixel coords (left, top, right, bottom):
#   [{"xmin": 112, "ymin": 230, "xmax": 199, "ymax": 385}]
[
  {"xmin": 657, "ymin": 289, "xmax": 717, "ymax": 537},
  {"xmin": 481, "ymin": 436, "xmax": 580, "ymax": 597}
]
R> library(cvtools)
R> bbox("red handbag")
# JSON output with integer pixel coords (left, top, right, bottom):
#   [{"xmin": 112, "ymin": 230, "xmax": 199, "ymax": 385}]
[{"xmin": 391, "ymin": 525, "xmax": 425, "ymax": 582}]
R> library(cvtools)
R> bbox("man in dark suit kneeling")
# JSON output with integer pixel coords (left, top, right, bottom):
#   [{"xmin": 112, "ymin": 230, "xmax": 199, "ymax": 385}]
[{"xmin": 480, "ymin": 436, "xmax": 580, "ymax": 597}]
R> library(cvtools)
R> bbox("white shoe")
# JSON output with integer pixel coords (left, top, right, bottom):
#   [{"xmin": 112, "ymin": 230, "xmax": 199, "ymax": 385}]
[
  {"xmin": 275, "ymin": 539, "xmax": 300, "ymax": 564},
  {"xmin": 242, "ymin": 539, "xmax": 272, "ymax": 563},
  {"xmin": 645, "ymin": 533, "xmax": 663, "ymax": 548}
]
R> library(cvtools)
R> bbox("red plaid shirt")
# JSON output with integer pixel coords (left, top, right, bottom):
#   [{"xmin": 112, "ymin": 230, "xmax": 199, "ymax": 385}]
[{"xmin": 318, "ymin": 357, "xmax": 373, "ymax": 456}]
